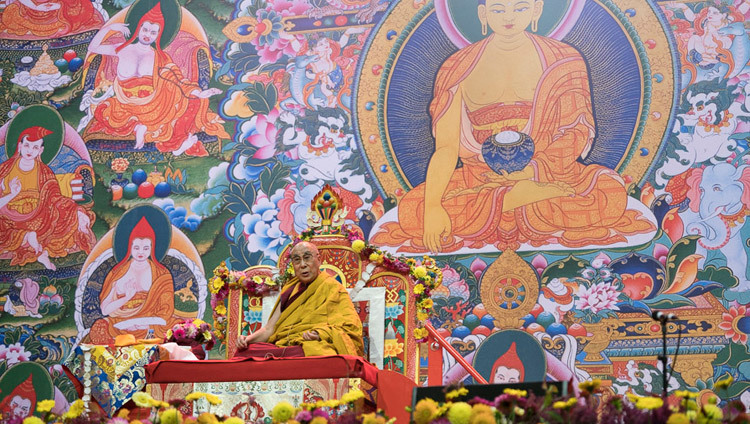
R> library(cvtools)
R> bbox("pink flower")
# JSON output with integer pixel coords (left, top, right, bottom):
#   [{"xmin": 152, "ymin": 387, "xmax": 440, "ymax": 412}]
[
  {"xmin": 442, "ymin": 265, "xmax": 469, "ymax": 302},
  {"xmin": 470, "ymin": 258, "xmax": 487, "ymax": 281},
  {"xmin": 173, "ymin": 328, "xmax": 186, "ymax": 339},
  {"xmin": 575, "ymin": 282, "xmax": 621, "ymax": 314},
  {"xmin": 653, "ymin": 243, "xmax": 669, "ymax": 266},
  {"xmin": 270, "ymin": 0, "xmax": 310, "ymax": 15},
  {"xmin": 531, "ymin": 254, "xmax": 547, "ymax": 276},
  {"xmin": 590, "ymin": 252, "xmax": 612, "ymax": 269},
  {"xmin": 245, "ymin": 109, "xmax": 280, "ymax": 159},
  {"xmin": 0, "ymin": 343, "xmax": 30, "ymax": 365}
]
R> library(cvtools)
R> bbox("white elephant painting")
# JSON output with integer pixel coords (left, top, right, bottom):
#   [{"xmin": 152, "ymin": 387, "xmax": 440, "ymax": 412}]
[{"xmin": 681, "ymin": 163, "xmax": 750, "ymax": 295}]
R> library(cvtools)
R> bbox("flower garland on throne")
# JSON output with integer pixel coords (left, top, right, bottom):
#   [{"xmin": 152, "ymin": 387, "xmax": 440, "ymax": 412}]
[{"xmin": 77, "ymin": 0, "xmax": 228, "ymax": 157}]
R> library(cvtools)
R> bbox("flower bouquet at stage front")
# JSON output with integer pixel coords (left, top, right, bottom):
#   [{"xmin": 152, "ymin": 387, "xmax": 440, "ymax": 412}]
[{"xmin": 164, "ymin": 319, "xmax": 214, "ymax": 360}]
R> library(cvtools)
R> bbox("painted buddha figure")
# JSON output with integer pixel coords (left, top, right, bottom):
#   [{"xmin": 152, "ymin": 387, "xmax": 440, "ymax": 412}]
[
  {"xmin": 89, "ymin": 216, "xmax": 178, "ymax": 343},
  {"xmin": 373, "ymin": 0, "xmax": 654, "ymax": 253}
]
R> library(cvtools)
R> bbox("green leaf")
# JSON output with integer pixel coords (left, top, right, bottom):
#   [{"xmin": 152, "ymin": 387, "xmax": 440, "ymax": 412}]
[
  {"xmin": 540, "ymin": 255, "xmax": 589, "ymax": 285},
  {"xmin": 697, "ymin": 265, "xmax": 739, "ymax": 292},
  {"xmin": 642, "ymin": 293, "xmax": 695, "ymax": 309},
  {"xmin": 713, "ymin": 343, "xmax": 750, "ymax": 368},
  {"xmin": 665, "ymin": 236, "xmax": 700, "ymax": 286},
  {"xmin": 243, "ymin": 82, "xmax": 278, "ymax": 115},
  {"xmin": 259, "ymin": 162, "xmax": 291, "ymax": 196},
  {"xmin": 725, "ymin": 381, "xmax": 750, "ymax": 398}
]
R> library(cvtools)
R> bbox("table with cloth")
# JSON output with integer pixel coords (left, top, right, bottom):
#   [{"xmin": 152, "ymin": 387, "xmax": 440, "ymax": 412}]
[
  {"xmin": 65, "ymin": 343, "xmax": 197, "ymax": 416},
  {"xmin": 145, "ymin": 355, "xmax": 415, "ymax": 424}
]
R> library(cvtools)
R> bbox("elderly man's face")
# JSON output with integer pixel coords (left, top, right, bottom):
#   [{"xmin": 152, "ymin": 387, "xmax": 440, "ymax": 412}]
[{"xmin": 290, "ymin": 243, "xmax": 321, "ymax": 284}]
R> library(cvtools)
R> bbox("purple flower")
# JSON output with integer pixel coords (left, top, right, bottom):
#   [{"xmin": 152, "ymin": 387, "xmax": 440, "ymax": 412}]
[{"xmin": 295, "ymin": 410, "xmax": 312, "ymax": 421}]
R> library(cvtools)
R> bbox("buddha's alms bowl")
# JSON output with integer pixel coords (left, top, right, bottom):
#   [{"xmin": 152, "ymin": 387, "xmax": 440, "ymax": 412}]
[{"xmin": 481, "ymin": 130, "xmax": 535, "ymax": 174}]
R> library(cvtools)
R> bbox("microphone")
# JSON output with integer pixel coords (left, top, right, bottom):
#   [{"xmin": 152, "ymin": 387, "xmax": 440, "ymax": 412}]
[{"xmin": 652, "ymin": 310, "xmax": 678, "ymax": 321}]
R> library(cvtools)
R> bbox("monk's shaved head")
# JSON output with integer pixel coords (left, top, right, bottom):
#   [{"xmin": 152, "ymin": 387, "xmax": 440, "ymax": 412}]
[{"xmin": 289, "ymin": 241, "xmax": 321, "ymax": 284}]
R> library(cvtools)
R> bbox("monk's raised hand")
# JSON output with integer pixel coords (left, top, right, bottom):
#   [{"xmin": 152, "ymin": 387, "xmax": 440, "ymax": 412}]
[
  {"xmin": 9, "ymin": 177, "xmax": 21, "ymax": 197},
  {"xmin": 302, "ymin": 330, "xmax": 320, "ymax": 341},
  {"xmin": 110, "ymin": 23, "xmax": 130, "ymax": 37}
]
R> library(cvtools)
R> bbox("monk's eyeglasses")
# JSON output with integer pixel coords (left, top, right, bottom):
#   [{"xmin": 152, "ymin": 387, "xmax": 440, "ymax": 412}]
[{"xmin": 290, "ymin": 253, "xmax": 315, "ymax": 265}]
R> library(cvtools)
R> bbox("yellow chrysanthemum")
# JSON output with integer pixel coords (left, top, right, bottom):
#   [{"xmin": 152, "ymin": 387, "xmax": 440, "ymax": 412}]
[
  {"xmin": 635, "ymin": 397, "xmax": 663, "ymax": 410},
  {"xmin": 413, "ymin": 327, "xmax": 429, "ymax": 339},
  {"xmin": 446, "ymin": 387, "xmax": 469, "ymax": 400},
  {"xmin": 205, "ymin": 394, "xmax": 222, "ymax": 406},
  {"xmin": 252, "ymin": 275, "xmax": 264, "ymax": 284},
  {"xmin": 447, "ymin": 402, "xmax": 472, "ymax": 424},
  {"xmin": 502, "ymin": 388, "xmax": 527, "ymax": 397},
  {"xmin": 514, "ymin": 406, "xmax": 525, "ymax": 416},
  {"xmin": 420, "ymin": 298, "xmax": 434, "ymax": 309},
  {"xmin": 215, "ymin": 304, "xmax": 227, "ymax": 315},
  {"xmin": 186, "ymin": 392, "xmax": 205, "ymax": 401},
  {"xmin": 309, "ymin": 417, "xmax": 328, "ymax": 424},
  {"xmin": 352, "ymin": 239, "xmax": 366, "ymax": 253},
  {"xmin": 37, "ymin": 399, "xmax": 55, "ymax": 413},
  {"xmin": 223, "ymin": 418, "xmax": 244, "ymax": 424},
  {"xmin": 667, "ymin": 413, "xmax": 691, "ymax": 424},
  {"xmin": 675, "ymin": 390, "xmax": 698, "ymax": 399},
  {"xmin": 341, "ymin": 388, "xmax": 365, "ymax": 404},
  {"xmin": 413, "ymin": 284, "xmax": 425, "ymax": 295},
  {"xmin": 578, "ymin": 379, "xmax": 602, "ymax": 393},
  {"xmin": 117, "ymin": 408, "xmax": 130, "ymax": 419},
  {"xmin": 417, "ymin": 311, "xmax": 429, "ymax": 322},
  {"xmin": 701, "ymin": 404, "xmax": 723, "ymax": 420},
  {"xmin": 271, "ymin": 401, "xmax": 295, "ymax": 423},
  {"xmin": 369, "ymin": 253, "xmax": 382, "ymax": 263},
  {"xmin": 413, "ymin": 398, "xmax": 439, "ymax": 424},
  {"xmin": 414, "ymin": 266, "xmax": 428, "ymax": 279},
  {"xmin": 470, "ymin": 412, "xmax": 495, "ymax": 424},
  {"xmin": 715, "ymin": 375, "xmax": 734, "ymax": 391},
  {"xmin": 470, "ymin": 403, "xmax": 492, "ymax": 419},
  {"xmin": 23, "ymin": 417, "xmax": 44, "ymax": 424},
  {"xmin": 133, "ymin": 392, "xmax": 155, "ymax": 408},
  {"xmin": 160, "ymin": 408, "xmax": 183, "ymax": 424},
  {"xmin": 62, "ymin": 400, "xmax": 85, "ymax": 420},
  {"xmin": 196, "ymin": 412, "xmax": 218, "ymax": 424}
]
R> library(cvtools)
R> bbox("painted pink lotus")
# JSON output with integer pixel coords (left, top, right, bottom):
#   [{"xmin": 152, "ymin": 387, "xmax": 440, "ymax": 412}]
[
  {"xmin": 441, "ymin": 265, "xmax": 469, "ymax": 301},
  {"xmin": 575, "ymin": 282, "xmax": 621, "ymax": 314},
  {"xmin": 470, "ymin": 258, "xmax": 487, "ymax": 281},
  {"xmin": 246, "ymin": 109, "xmax": 280, "ymax": 159},
  {"xmin": 0, "ymin": 343, "xmax": 30, "ymax": 366}
]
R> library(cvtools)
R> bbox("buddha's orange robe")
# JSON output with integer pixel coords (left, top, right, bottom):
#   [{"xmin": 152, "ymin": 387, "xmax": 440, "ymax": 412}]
[
  {"xmin": 269, "ymin": 273, "xmax": 364, "ymax": 357},
  {"xmin": 0, "ymin": 155, "xmax": 95, "ymax": 267},
  {"xmin": 374, "ymin": 33, "xmax": 655, "ymax": 252},
  {"xmin": 86, "ymin": 52, "xmax": 229, "ymax": 156},
  {"xmin": 89, "ymin": 259, "xmax": 178, "ymax": 344},
  {"xmin": 0, "ymin": 0, "xmax": 104, "ymax": 38}
]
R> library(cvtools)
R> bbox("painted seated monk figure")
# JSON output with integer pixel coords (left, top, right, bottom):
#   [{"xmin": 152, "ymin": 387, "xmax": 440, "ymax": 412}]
[
  {"xmin": 236, "ymin": 241, "xmax": 364, "ymax": 357},
  {"xmin": 373, "ymin": 0, "xmax": 654, "ymax": 253},
  {"xmin": 83, "ymin": 2, "xmax": 228, "ymax": 156},
  {"xmin": 0, "ymin": 126, "xmax": 95, "ymax": 270},
  {"xmin": 0, "ymin": 0, "xmax": 104, "ymax": 39},
  {"xmin": 89, "ymin": 216, "xmax": 179, "ymax": 343}
]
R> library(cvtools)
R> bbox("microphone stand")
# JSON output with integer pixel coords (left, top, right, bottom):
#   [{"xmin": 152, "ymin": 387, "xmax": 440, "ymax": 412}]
[{"xmin": 658, "ymin": 319, "xmax": 668, "ymax": 398}]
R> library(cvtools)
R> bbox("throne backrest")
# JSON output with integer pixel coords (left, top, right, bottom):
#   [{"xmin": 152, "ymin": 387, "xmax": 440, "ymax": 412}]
[{"xmin": 224, "ymin": 185, "xmax": 419, "ymax": 379}]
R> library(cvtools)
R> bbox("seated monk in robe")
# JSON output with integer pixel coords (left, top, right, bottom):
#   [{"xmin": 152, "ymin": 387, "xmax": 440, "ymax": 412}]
[
  {"xmin": 0, "ymin": 126, "xmax": 95, "ymax": 270},
  {"xmin": 84, "ymin": 3, "xmax": 228, "ymax": 157},
  {"xmin": 89, "ymin": 216, "xmax": 179, "ymax": 344},
  {"xmin": 236, "ymin": 241, "xmax": 364, "ymax": 357},
  {"xmin": 0, "ymin": 0, "xmax": 104, "ymax": 39},
  {"xmin": 372, "ymin": 0, "xmax": 655, "ymax": 253}
]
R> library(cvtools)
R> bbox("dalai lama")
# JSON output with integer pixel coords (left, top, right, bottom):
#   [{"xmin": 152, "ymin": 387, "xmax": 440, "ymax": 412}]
[{"xmin": 236, "ymin": 241, "xmax": 364, "ymax": 357}]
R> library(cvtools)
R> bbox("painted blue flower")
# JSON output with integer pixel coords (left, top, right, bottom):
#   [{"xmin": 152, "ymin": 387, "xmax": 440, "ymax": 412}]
[
  {"xmin": 153, "ymin": 199, "xmax": 202, "ymax": 232},
  {"xmin": 242, "ymin": 188, "xmax": 290, "ymax": 261},
  {"xmin": 244, "ymin": 309, "xmax": 263, "ymax": 324},
  {"xmin": 385, "ymin": 303, "xmax": 404, "ymax": 319},
  {"xmin": 254, "ymin": 9, "xmax": 283, "ymax": 46}
]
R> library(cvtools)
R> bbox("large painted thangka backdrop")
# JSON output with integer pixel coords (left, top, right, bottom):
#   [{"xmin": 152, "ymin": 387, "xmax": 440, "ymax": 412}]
[{"xmin": 2, "ymin": 0, "xmax": 750, "ymax": 414}]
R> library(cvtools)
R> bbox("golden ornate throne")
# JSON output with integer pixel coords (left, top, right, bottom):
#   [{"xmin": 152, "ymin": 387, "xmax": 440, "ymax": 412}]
[{"xmin": 224, "ymin": 185, "xmax": 422, "ymax": 379}]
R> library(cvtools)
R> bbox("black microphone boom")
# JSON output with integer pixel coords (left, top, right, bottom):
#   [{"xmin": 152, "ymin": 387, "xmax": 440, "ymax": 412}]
[{"xmin": 651, "ymin": 310, "xmax": 678, "ymax": 321}]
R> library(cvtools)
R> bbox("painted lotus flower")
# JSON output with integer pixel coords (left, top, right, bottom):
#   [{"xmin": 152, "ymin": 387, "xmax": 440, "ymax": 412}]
[
  {"xmin": 441, "ymin": 265, "xmax": 469, "ymax": 302},
  {"xmin": 575, "ymin": 282, "xmax": 621, "ymax": 315},
  {"xmin": 243, "ymin": 109, "xmax": 280, "ymax": 159},
  {"xmin": 0, "ymin": 343, "xmax": 31, "ymax": 365},
  {"xmin": 719, "ymin": 305, "xmax": 749, "ymax": 344}
]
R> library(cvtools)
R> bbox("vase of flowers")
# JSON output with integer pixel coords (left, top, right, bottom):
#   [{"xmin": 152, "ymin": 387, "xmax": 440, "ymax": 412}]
[
  {"xmin": 110, "ymin": 157, "xmax": 130, "ymax": 187},
  {"xmin": 164, "ymin": 319, "xmax": 214, "ymax": 360}
]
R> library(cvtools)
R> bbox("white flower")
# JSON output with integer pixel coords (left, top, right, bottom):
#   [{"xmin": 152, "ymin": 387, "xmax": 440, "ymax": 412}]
[
  {"xmin": 0, "ymin": 343, "xmax": 31, "ymax": 365},
  {"xmin": 575, "ymin": 282, "xmax": 620, "ymax": 314}
]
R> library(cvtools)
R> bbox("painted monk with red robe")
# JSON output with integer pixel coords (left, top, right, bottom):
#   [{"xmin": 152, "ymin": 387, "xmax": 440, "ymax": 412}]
[{"xmin": 0, "ymin": 126, "xmax": 95, "ymax": 270}]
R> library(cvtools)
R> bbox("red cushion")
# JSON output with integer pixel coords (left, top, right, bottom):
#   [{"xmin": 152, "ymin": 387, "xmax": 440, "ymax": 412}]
[{"xmin": 145, "ymin": 355, "xmax": 379, "ymax": 386}]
